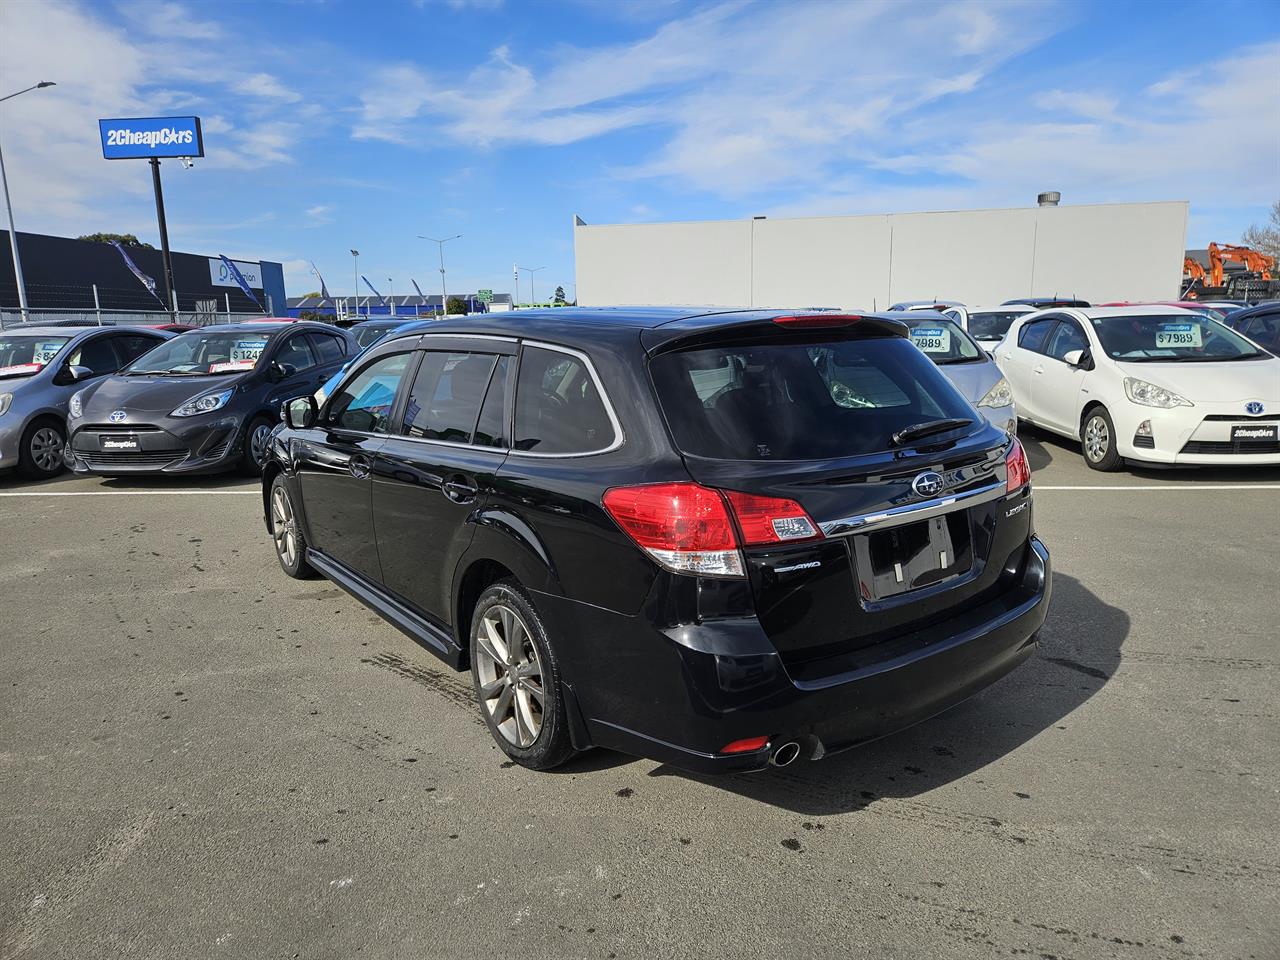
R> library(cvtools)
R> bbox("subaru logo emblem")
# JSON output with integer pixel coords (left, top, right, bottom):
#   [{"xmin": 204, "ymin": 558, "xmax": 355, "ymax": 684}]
[
  {"xmin": 109, "ymin": 410, "xmax": 127, "ymax": 423},
  {"xmin": 1245, "ymin": 401, "xmax": 1265, "ymax": 416},
  {"xmin": 912, "ymin": 471, "xmax": 945, "ymax": 498}
]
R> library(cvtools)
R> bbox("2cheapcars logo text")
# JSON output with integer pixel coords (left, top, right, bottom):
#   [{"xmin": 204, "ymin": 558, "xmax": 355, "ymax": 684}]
[{"xmin": 104, "ymin": 127, "xmax": 195, "ymax": 149}]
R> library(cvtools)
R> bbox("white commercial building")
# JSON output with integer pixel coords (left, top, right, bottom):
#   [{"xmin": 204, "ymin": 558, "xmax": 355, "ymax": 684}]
[{"xmin": 573, "ymin": 199, "xmax": 1189, "ymax": 309}]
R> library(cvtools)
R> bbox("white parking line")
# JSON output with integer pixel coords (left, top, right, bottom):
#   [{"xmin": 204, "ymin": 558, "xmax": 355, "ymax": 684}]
[
  {"xmin": 0, "ymin": 490, "xmax": 258, "ymax": 497},
  {"xmin": 1037, "ymin": 485, "xmax": 1280, "ymax": 491}
]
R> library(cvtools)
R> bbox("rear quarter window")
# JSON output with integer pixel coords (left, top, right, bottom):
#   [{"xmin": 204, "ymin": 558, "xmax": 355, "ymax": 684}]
[{"xmin": 514, "ymin": 346, "xmax": 616, "ymax": 454}]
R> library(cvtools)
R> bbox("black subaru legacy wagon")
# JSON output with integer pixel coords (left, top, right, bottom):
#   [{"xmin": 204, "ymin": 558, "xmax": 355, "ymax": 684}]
[{"xmin": 263, "ymin": 307, "xmax": 1051, "ymax": 772}]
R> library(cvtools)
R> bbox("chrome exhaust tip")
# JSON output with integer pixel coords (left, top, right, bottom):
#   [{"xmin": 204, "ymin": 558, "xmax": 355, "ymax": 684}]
[{"xmin": 770, "ymin": 741, "xmax": 802, "ymax": 767}]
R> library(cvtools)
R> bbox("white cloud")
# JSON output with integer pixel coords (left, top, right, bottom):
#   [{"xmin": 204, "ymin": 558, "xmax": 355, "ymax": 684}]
[{"xmin": 232, "ymin": 73, "xmax": 302, "ymax": 103}]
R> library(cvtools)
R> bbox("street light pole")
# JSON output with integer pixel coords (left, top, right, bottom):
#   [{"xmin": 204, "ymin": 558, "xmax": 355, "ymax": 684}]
[
  {"xmin": 388, "ymin": 277, "xmax": 394, "ymax": 316},
  {"xmin": 350, "ymin": 249, "xmax": 359, "ymax": 320},
  {"xmin": 517, "ymin": 265, "xmax": 546, "ymax": 308},
  {"xmin": 0, "ymin": 81, "xmax": 55, "ymax": 321},
  {"xmin": 418, "ymin": 235, "xmax": 460, "ymax": 317}
]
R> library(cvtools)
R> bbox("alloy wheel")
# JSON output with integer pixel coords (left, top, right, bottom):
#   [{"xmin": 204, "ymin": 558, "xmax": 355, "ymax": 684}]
[
  {"xmin": 272, "ymin": 486, "xmax": 298, "ymax": 568},
  {"xmin": 30, "ymin": 427, "xmax": 64, "ymax": 473},
  {"xmin": 250, "ymin": 423, "xmax": 272, "ymax": 466},
  {"xmin": 1084, "ymin": 415, "xmax": 1109, "ymax": 462},
  {"xmin": 473, "ymin": 603, "xmax": 545, "ymax": 748}
]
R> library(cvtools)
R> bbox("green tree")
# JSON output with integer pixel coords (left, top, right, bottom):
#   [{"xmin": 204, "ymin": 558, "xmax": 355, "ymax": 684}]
[
  {"xmin": 1241, "ymin": 199, "xmax": 1280, "ymax": 263},
  {"xmin": 78, "ymin": 232, "xmax": 154, "ymax": 249},
  {"xmin": 446, "ymin": 295, "xmax": 467, "ymax": 315},
  {"xmin": 553, "ymin": 285, "xmax": 567, "ymax": 306}
]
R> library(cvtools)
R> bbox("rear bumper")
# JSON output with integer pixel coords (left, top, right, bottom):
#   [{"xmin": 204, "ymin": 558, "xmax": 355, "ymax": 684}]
[{"xmin": 535, "ymin": 537, "xmax": 1052, "ymax": 774}]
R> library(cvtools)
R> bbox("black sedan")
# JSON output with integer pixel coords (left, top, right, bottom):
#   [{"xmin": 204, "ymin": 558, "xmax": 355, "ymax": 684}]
[
  {"xmin": 67, "ymin": 321, "xmax": 356, "ymax": 476},
  {"xmin": 1223, "ymin": 301, "xmax": 1280, "ymax": 354}
]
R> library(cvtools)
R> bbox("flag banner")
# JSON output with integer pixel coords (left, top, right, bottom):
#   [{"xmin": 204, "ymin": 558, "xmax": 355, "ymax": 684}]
[
  {"xmin": 361, "ymin": 275, "xmax": 386, "ymax": 305},
  {"xmin": 219, "ymin": 255, "xmax": 264, "ymax": 311},
  {"xmin": 310, "ymin": 261, "xmax": 331, "ymax": 301},
  {"xmin": 411, "ymin": 279, "xmax": 425, "ymax": 299},
  {"xmin": 110, "ymin": 241, "xmax": 167, "ymax": 306}
]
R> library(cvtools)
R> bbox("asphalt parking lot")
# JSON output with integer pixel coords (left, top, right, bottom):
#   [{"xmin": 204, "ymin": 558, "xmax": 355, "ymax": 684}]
[{"xmin": 1, "ymin": 427, "xmax": 1277, "ymax": 960}]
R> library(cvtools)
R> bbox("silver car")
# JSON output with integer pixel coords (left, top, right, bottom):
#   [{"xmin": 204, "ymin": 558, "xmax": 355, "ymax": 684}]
[
  {"xmin": 899, "ymin": 313, "xmax": 1016, "ymax": 433},
  {"xmin": 0, "ymin": 325, "xmax": 171, "ymax": 478}
]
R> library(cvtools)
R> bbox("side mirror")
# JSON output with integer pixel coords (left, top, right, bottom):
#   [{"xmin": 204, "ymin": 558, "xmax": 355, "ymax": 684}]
[
  {"xmin": 284, "ymin": 396, "xmax": 317, "ymax": 430},
  {"xmin": 67, "ymin": 364, "xmax": 94, "ymax": 382},
  {"xmin": 1063, "ymin": 348, "xmax": 1094, "ymax": 370},
  {"xmin": 269, "ymin": 361, "xmax": 298, "ymax": 383}
]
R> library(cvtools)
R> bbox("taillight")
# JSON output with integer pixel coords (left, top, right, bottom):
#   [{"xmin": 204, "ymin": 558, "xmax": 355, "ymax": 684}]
[
  {"xmin": 722, "ymin": 490, "xmax": 821, "ymax": 545},
  {"xmin": 602, "ymin": 483, "xmax": 825, "ymax": 577},
  {"xmin": 771, "ymin": 314, "xmax": 865, "ymax": 328},
  {"xmin": 602, "ymin": 483, "xmax": 743, "ymax": 577},
  {"xmin": 1006, "ymin": 437, "xmax": 1031, "ymax": 492}
]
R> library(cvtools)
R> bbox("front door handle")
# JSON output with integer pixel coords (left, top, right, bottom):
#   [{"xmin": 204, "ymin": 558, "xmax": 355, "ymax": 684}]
[
  {"xmin": 1033, "ymin": 365, "xmax": 1045, "ymax": 375},
  {"xmin": 442, "ymin": 475, "xmax": 478, "ymax": 504},
  {"xmin": 349, "ymin": 454, "xmax": 371, "ymax": 479}
]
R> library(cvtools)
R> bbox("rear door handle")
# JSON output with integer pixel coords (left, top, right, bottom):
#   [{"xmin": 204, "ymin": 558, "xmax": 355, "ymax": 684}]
[
  {"xmin": 349, "ymin": 454, "xmax": 371, "ymax": 479},
  {"xmin": 1033, "ymin": 365, "xmax": 1045, "ymax": 375},
  {"xmin": 442, "ymin": 476, "xmax": 478, "ymax": 504}
]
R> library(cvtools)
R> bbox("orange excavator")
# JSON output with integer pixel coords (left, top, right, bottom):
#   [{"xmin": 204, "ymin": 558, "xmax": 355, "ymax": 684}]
[
  {"xmin": 1183, "ymin": 243, "xmax": 1277, "ymax": 300},
  {"xmin": 1207, "ymin": 242, "xmax": 1274, "ymax": 287}
]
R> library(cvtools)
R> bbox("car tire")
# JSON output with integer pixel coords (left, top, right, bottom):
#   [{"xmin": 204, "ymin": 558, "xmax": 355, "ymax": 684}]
[
  {"xmin": 1081, "ymin": 407, "xmax": 1122, "ymax": 472},
  {"xmin": 269, "ymin": 474, "xmax": 316, "ymax": 579},
  {"xmin": 240, "ymin": 415, "xmax": 274, "ymax": 476},
  {"xmin": 469, "ymin": 580, "xmax": 576, "ymax": 770},
  {"xmin": 17, "ymin": 418, "xmax": 66, "ymax": 480}
]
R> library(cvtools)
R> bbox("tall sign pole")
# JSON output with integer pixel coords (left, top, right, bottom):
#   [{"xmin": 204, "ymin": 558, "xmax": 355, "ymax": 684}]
[{"xmin": 149, "ymin": 158, "xmax": 176, "ymax": 314}]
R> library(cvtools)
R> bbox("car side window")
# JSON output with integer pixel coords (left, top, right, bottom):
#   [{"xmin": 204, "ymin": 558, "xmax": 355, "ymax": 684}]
[
  {"xmin": 514, "ymin": 346, "xmax": 615, "ymax": 454},
  {"xmin": 277, "ymin": 334, "xmax": 316, "ymax": 371},
  {"xmin": 112, "ymin": 334, "xmax": 163, "ymax": 366},
  {"xmin": 68, "ymin": 336, "xmax": 121, "ymax": 375},
  {"xmin": 1017, "ymin": 319, "xmax": 1056, "ymax": 355},
  {"xmin": 1044, "ymin": 321, "xmax": 1088, "ymax": 362},
  {"xmin": 325, "ymin": 353, "xmax": 412, "ymax": 433},
  {"xmin": 309, "ymin": 333, "xmax": 346, "ymax": 364},
  {"xmin": 473, "ymin": 356, "xmax": 511, "ymax": 448},
  {"xmin": 402, "ymin": 351, "xmax": 498, "ymax": 443}
]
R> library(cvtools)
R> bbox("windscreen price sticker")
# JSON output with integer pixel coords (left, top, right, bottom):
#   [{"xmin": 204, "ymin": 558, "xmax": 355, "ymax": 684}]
[
  {"xmin": 1156, "ymin": 323, "xmax": 1202, "ymax": 349},
  {"xmin": 34, "ymin": 341, "xmax": 63, "ymax": 364},
  {"xmin": 911, "ymin": 327, "xmax": 951, "ymax": 353},
  {"xmin": 230, "ymin": 340, "xmax": 266, "ymax": 363}
]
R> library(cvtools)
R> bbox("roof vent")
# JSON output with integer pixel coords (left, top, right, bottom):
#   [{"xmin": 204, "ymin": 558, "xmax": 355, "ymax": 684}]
[{"xmin": 1038, "ymin": 191, "xmax": 1061, "ymax": 207}]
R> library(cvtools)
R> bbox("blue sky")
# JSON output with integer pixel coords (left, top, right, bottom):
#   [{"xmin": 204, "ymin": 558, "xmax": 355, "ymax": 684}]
[{"xmin": 2, "ymin": 0, "xmax": 1277, "ymax": 302}]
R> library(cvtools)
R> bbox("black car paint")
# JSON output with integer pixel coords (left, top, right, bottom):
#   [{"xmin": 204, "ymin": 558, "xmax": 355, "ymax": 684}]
[
  {"xmin": 69, "ymin": 322, "xmax": 357, "ymax": 475},
  {"xmin": 263, "ymin": 308, "xmax": 1051, "ymax": 772}
]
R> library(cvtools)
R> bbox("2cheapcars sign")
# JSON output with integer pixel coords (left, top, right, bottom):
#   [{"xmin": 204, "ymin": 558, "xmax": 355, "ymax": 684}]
[
  {"xmin": 210, "ymin": 258, "xmax": 263, "ymax": 289},
  {"xmin": 99, "ymin": 117, "xmax": 204, "ymax": 160}
]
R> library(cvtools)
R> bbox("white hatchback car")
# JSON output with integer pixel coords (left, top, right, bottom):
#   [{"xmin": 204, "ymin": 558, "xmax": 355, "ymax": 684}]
[
  {"xmin": 994, "ymin": 306, "xmax": 1280, "ymax": 470},
  {"xmin": 943, "ymin": 305, "xmax": 1036, "ymax": 351}
]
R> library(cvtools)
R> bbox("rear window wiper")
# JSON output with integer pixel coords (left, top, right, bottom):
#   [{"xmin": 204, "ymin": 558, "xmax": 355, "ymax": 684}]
[{"xmin": 891, "ymin": 417, "xmax": 973, "ymax": 446}]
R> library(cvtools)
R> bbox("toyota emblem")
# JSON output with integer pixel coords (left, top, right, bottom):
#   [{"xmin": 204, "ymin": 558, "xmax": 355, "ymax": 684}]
[
  {"xmin": 109, "ymin": 410, "xmax": 127, "ymax": 423},
  {"xmin": 1245, "ymin": 401, "xmax": 1265, "ymax": 416},
  {"xmin": 912, "ymin": 471, "xmax": 945, "ymax": 498}
]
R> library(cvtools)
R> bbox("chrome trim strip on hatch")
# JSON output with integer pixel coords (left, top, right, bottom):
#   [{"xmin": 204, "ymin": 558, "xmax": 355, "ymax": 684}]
[{"xmin": 818, "ymin": 479, "xmax": 1009, "ymax": 537}]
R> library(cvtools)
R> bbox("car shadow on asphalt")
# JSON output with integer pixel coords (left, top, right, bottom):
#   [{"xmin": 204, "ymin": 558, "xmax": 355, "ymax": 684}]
[
  {"xmin": 646, "ymin": 573, "xmax": 1128, "ymax": 815},
  {"xmin": 0, "ymin": 469, "xmax": 257, "ymax": 492}
]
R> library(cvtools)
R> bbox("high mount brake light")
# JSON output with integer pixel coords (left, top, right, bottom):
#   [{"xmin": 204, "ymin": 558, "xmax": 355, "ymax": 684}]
[
  {"xmin": 771, "ymin": 314, "xmax": 865, "ymax": 328},
  {"xmin": 602, "ymin": 483, "xmax": 823, "ymax": 577},
  {"xmin": 1006, "ymin": 437, "xmax": 1031, "ymax": 492}
]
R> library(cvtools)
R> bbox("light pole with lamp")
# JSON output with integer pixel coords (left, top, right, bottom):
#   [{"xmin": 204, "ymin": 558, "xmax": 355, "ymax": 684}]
[
  {"xmin": 388, "ymin": 277, "xmax": 394, "ymax": 316},
  {"xmin": 418, "ymin": 234, "xmax": 460, "ymax": 317},
  {"xmin": 350, "ymin": 249, "xmax": 359, "ymax": 320},
  {"xmin": 517, "ymin": 265, "xmax": 546, "ymax": 308},
  {"xmin": 0, "ymin": 81, "xmax": 56, "ymax": 322}
]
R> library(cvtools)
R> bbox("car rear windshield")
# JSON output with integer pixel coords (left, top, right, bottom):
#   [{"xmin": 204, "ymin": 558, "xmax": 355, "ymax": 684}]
[
  {"xmin": 1089, "ymin": 314, "xmax": 1264, "ymax": 362},
  {"xmin": 649, "ymin": 334, "xmax": 976, "ymax": 460},
  {"xmin": 0, "ymin": 335, "xmax": 69, "ymax": 377},
  {"xmin": 123, "ymin": 332, "xmax": 274, "ymax": 375},
  {"xmin": 901, "ymin": 318, "xmax": 983, "ymax": 363},
  {"xmin": 965, "ymin": 311, "xmax": 1024, "ymax": 340}
]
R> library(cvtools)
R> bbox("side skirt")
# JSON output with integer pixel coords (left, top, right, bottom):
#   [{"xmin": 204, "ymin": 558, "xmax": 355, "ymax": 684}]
[{"xmin": 306, "ymin": 548, "xmax": 465, "ymax": 670}]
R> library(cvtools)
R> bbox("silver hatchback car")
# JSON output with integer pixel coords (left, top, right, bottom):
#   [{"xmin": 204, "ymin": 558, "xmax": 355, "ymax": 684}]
[{"xmin": 0, "ymin": 324, "xmax": 171, "ymax": 478}]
